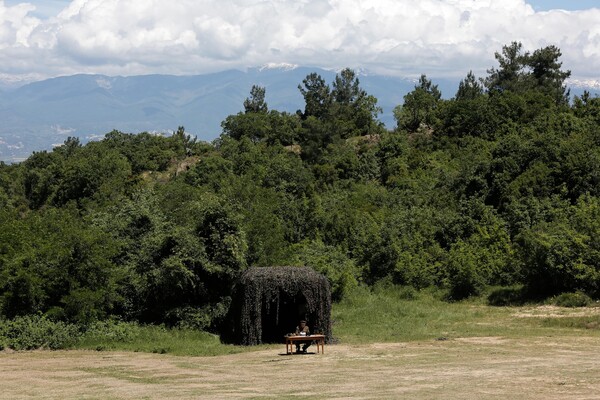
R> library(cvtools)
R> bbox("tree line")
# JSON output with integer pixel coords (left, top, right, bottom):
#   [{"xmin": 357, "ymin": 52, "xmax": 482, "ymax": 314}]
[{"xmin": 1, "ymin": 42, "xmax": 600, "ymax": 331}]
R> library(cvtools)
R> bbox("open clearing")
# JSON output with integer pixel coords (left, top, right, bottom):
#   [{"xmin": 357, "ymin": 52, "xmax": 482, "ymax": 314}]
[{"xmin": 3, "ymin": 335, "xmax": 600, "ymax": 399}]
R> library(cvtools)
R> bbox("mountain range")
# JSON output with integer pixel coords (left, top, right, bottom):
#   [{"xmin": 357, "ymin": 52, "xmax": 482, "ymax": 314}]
[{"xmin": 0, "ymin": 66, "xmax": 597, "ymax": 162}]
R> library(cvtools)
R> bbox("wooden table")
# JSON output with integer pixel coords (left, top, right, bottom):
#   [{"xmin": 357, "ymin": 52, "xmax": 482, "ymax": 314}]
[{"xmin": 285, "ymin": 334, "xmax": 325, "ymax": 354}]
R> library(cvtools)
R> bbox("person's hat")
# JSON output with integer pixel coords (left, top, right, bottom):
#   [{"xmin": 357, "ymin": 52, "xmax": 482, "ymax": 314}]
[{"xmin": 300, "ymin": 320, "xmax": 306, "ymax": 323}]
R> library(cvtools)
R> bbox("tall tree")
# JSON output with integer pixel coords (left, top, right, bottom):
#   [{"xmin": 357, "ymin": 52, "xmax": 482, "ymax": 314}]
[
  {"xmin": 455, "ymin": 71, "xmax": 484, "ymax": 101},
  {"xmin": 485, "ymin": 41, "xmax": 529, "ymax": 94},
  {"xmin": 332, "ymin": 68, "xmax": 362, "ymax": 104},
  {"xmin": 395, "ymin": 74, "xmax": 442, "ymax": 132},
  {"xmin": 485, "ymin": 42, "xmax": 571, "ymax": 104},
  {"xmin": 330, "ymin": 68, "xmax": 382, "ymax": 138},
  {"xmin": 298, "ymin": 73, "xmax": 331, "ymax": 120},
  {"xmin": 243, "ymin": 85, "xmax": 268, "ymax": 114},
  {"xmin": 528, "ymin": 45, "xmax": 571, "ymax": 105}
]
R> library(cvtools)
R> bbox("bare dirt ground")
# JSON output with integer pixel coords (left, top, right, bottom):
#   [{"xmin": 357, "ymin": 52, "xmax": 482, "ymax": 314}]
[
  {"xmin": 512, "ymin": 305, "xmax": 600, "ymax": 319},
  {"xmin": 3, "ymin": 336, "xmax": 600, "ymax": 399}
]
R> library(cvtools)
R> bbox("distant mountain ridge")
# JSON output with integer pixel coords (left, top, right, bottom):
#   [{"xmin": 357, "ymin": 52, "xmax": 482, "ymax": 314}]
[{"xmin": 0, "ymin": 67, "xmax": 597, "ymax": 162}]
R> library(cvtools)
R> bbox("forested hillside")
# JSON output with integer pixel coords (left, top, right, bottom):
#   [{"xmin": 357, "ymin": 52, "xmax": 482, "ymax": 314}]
[{"xmin": 1, "ymin": 42, "xmax": 600, "ymax": 332}]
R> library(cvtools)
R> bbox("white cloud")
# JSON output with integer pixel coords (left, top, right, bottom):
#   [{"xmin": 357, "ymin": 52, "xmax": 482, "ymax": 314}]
[
  {"xmin": 0, "ymin": 1, "xmax": 40, "ymax": 48},
  {"xmin": 0, "ymin": 0, "xmax": 599, "ymax": 83}
]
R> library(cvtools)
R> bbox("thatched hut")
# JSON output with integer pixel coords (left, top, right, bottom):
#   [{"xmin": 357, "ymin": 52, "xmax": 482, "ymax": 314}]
[{"xmin": 226, "ymin": 266, "xmax": 332, "ymax": 345}]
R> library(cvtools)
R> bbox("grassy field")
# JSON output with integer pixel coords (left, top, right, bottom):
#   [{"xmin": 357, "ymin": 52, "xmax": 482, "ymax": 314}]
[
  {"xmin": 332, "ymin": 285, "xmax": 600, "ymax": 343},
  {"xmin": 3, "ymin": 286, "xmax": 600, "ymax": 399}
]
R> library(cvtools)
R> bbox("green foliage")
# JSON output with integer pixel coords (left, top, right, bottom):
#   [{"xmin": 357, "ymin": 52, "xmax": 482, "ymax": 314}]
[
  {"xmin": 455, "ymin": 71, "xmax": 484, "ymax": 101},
  {"xmin": 395, "ymin": 74, "xmax": 442, "ymax": 132},
  {"xmin": 289, "ymin": 239, "xmax": 360, "ymax": 301},
  {"xmin": 221, "ymin": 110, "xmax": 300, "ymax": 145},
  {"xmin": 446, "ymin": 240, "xmax": 486, "ymax": 300},
  {"xmin": 82, "ymin": 319, "xmax": 143, "ymax": 343},
  {"xmin": 518, "ymin": 219, "xmax": 600, "ymax": 297},
  {"xmin": 0, "ymin": 315, "xmax": 80, "ymax": 350},
  {"xmin": 92, "ymin": 189, "xmax": 246, "ymax": 326},
  {"xmin": 572, "ymin": 91, "xmax": 600, "ymax": 125},
  {"xmin": 298, "ymin": 72, "xmax": 331, "ymax": 120},
  {"xmin": 244, "ymin": 85, "xmax": 268, "ymax": 114},
  {"xmin": 0, "ymin": 207, "xmax": 121, "ymax": 322},
  {"xmin": 553, "ymin": 292, "xmax": 592, "ymax": 308},
  {"xmin": 103, "ymin": 130, "xmax": 180, "ymax": 173},
  {"xmin": 485, "ymin": 41, "xmax": 571, "ymax": 105},
  {"xmin": 295, "ymin": 68, "xmax": 383, "ymax": 163}
]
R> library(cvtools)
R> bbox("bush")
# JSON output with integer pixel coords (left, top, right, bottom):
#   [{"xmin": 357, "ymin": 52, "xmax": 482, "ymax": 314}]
[
  {"xmin": 82, "ymin": 319, "xmax": 143, "ymax": 343},
  {"xmin": 518, "ymin": 221, "xmax": 600, "ymax": 297},
  {"xmin": 289, "ymin": 239, "xmax": 360, "ymax": 301},
  {"xmin": 446, "ymin": 241, "xmax": 485, "ymax": 300},
  {"xmin": 397, "ymin": 286, "xmax": 419, "ymax": 301},
  {"xmin": 0, "ymin": 315, "xmax": 80, "ymax": 350},
  {"xmin": 553, "ymin": 292, "xmax": 592, "ymax": 308},
  {"xmin": 167, "ymin": 302, "xmax": 230, "ymax": 331}
]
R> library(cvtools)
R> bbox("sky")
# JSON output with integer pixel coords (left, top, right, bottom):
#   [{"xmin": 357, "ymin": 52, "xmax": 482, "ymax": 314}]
[{"xmin": 0, "ymin": 0, "xmax": 599, "ymax": 86}]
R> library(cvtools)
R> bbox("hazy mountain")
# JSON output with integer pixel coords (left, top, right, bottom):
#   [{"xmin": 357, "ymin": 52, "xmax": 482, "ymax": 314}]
[
  {"xmin": 0, "ymin": 67, "xmax": 597, "ymax": 162},
  {"xmin": 0, "ymin": 67, "xmax": 443, "ymax": 162}
]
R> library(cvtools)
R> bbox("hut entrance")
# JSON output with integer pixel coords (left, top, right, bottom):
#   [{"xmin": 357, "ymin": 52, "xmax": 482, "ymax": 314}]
[
  {"xmin": 261, "ymin": 292, "xmax": 312, "ymax": 343},
  {"xmin": 227, "ymin": 266, "xmax": 332, "ymax": 345}
]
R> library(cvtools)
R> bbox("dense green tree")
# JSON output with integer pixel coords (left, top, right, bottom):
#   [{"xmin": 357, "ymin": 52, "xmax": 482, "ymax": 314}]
[
  {"xmin": 455, "ymin": 71, "xmax": 484, "ymax": 101},
  {"xmin": 243, "ymin": 85, "xmax": 268, "ymax": 114},
  {"xmin": 395, "ymin": 74, "xmax": 442, "ymax": 132},
  {"xmin": 289, "ymin": 239, "xmax": 360, "ymax": 301},
  {"xmin": 485, "ymin": 41, "xmax": 529, "ymax": 94},
  {"xmin": 102, "ymin": 130, "xmax": 178, "ymax": 173},
  {"xmin": 298, "ymin": 72, "xmax": 331, "ymax": 120},
  {"xmin": 327, "ymin": 68, "xmax": 382, "ymax": 137},
  {"xmin": 172, "ymin": 126, "xmax": 198, "ymax": 156},
  {"xmin": 53, "ymin": 144, "xmax": 132, "ymax": 207},
  {"xmin": 572, "ymin": 91, "xmax": 600, "ymax": 125},
  {"xmin": 528, "ymin": 45, "xmax": 571, "ymax": 105},
  {"xmin": 222, "ymin": 108, "xmax": 299, "ymax": 145},
  {"xmin": 0, "ymin": 208, "xmax": 121, "ymax": 323},
  {"xmin": 485, "ymin": 41, "xmax": 571, "ymax": 105}
]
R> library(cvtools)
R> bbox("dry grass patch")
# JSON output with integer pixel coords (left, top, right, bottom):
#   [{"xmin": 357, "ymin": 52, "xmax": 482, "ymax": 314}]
[
  {"xmin": 3, "ymin": 335, "xmax": 600, "ymax": 399},
  {"xmin": 513, "ymin": 305, "xmax": 600, "ymax": 319}
]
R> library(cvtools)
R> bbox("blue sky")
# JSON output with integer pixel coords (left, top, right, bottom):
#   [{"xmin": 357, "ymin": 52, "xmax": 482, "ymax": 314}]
[
  {"xmin": 528, "ymin": 0, "xmax": 599, "ymax": 11},
  {"xmin": 0, "ymin": 0, "xmax": 599, "ymax": 85}
]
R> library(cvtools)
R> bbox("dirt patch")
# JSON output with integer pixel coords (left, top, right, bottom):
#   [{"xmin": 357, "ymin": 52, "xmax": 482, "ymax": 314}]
[
  {"xmin": 513, "ymin": 305, "xmax": 600, "ymax": 319},
  {"xmin": 455, "ymin": 336, "xmax": 509, "ymax": 345},
  {"xmin": 3, "ymin": 336, "xmax": 600, "ymax": 399}
]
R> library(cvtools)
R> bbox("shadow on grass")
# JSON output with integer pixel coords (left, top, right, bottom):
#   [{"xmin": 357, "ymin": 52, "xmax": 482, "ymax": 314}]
[
  {"xmin": 487, "ymin": 286, "xmax": 529, "ymax": 306},
  {"xmin": 487, "ymin": 286, "xmax": 554, "ymax": 306}
]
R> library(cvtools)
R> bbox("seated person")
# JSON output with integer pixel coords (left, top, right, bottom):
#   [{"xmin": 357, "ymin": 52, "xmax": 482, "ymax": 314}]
[{"xmin": 295, "ymin": 320, "xmax": 311, "ymax": 353}]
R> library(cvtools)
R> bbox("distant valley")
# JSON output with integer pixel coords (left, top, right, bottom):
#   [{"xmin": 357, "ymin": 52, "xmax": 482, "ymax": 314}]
[{"xmin": 0, "ymin": 66, "xmax": 597, "ymax": 162}]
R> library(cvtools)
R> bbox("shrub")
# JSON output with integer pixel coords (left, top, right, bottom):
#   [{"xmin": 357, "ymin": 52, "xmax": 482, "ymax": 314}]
[
  {"xmin": 82, "ymin": 319, "xmax": 143, "ymax": 343},
  {"xmin": 0, "ymin": 315, "xmax": 80, "ymax": 350},
  {"xmin": 289, "ymin": 240, "xmax": 360, "ymax": 301},
  {"xmin": 446, "ymin": 241, "xmax": 485, "ymax": 300},
  {"xmin": 397, "ymin": 286, "xmax": 419, "ymax": 301},
  {"xmin": 553, "ymin": 292, "xmax": 592, "ymax": 308},
  {"xmin": 518, "ymin": 221, "xmax": 600, "ymax": 297}
]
